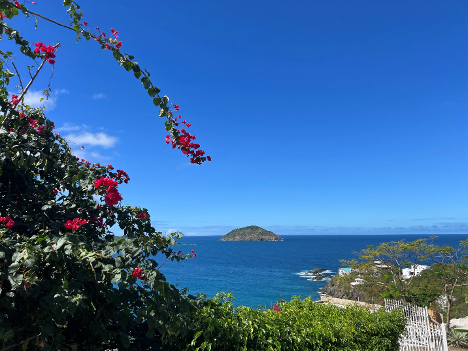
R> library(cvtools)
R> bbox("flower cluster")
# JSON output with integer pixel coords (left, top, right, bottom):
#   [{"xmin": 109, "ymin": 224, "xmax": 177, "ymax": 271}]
[
  {"xmin": 34, "ymin": 42, "xmax": 56, "ymax": 64},
  {"xmin": 64, "ymin": 218, "xmax": 87, "ymax": 231},
  {"xmin": 10, "ymin": 94, "xmax": 19, "ymax": 107},
  {"xmin": 165, "ymin": 104, "xmax": 211, "ymax": 165},
  {"xmin": 135, "ymin": 213, "xmax": 148, "ymax": 219},
  {"xmin": 94, "ymin": 177, "xmax": 123, "ymax": 206},
  {"xmin": 115, "ymin": 169, "xmax": 130, "ymax": 184},
  {"xmin": 94, "ymin": 177, "xmax": 118, "ymax": 189},
  {"xmin": 83, "ymin": 22, "xmax": 123, "ymax": 51},
  {"xmin": 191, "ymin": 249, "xmax": 196, "ymax": 258},
  {"xmin": 0, "ymin": 216, "xmax": 15, "ymax": 228},
  {"xmin": 132, "ymin": 267, "xmax": 146, "ymax": 280},
  {"xmin": 273, "ymin": 303, "xmax": 282, "ymax": 312}
]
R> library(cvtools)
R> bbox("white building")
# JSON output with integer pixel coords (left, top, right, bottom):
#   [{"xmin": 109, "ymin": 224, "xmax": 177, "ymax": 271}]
[{"xmin": 401, "ymin": 265, "xmax": 430, "ymax": 279}]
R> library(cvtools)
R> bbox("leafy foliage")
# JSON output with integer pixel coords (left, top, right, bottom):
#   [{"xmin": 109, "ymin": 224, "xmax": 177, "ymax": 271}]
[
  {"xmin": 332, "ymin": 237, "xmax": 468, "ymax": 328},
  {"xmin": 183, "ymin": 294, "xmax": 405, "ymax": 351},
  {"xmin": 447, "ymin": 329, "xmax": 468, "ymax": 348}
]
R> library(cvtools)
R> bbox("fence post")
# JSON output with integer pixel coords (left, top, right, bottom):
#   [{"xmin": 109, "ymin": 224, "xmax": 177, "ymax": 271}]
[{"xmin": 440, "ymin": 323, "xmax": 448, "ymax": 351}]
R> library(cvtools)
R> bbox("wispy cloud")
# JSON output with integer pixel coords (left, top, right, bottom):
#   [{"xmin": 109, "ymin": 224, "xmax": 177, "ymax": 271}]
[
  {"xmin": 23, "ymin": 89, "xmax": 69, "ymax": 110},
  {"xmin": 66, "ymin": 132, "xmax": 118, "ymax": 149},
  {"xmin": 92, "ymin": 93, "xmax": 107, "ymax": 100},
  {"xmin": 56, "ymin": 122, "xmax": 87, "ymax": 132},
  {"xmin": 413, "ymin": 217, "xmax": 462, "ymax": 221},
  {"xmin": 59, "ymin": 123, "xmax": 119, "ymax": 163}
]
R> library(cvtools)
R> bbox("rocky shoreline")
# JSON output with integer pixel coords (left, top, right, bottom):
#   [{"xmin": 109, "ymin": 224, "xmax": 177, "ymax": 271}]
[{"xmin": 298, "ymin": 268, "xmax": 334, "ymax": 281}]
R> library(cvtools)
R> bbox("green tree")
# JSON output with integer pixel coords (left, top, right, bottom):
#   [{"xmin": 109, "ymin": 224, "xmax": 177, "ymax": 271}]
[
  {"xmin": 342, "ymin": 237, "xmax": 468, "ymax": 330},
  {"xmin": 343, "ymin": 238, "xmax": 434, "ymax": 302},
  {"xmin": 426, "ymin": 240, "xmax": 468, "ymax": 330}
]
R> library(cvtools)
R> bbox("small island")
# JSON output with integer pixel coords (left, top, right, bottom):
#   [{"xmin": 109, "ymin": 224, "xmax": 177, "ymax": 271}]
[{"xmin": 220, "ymin": 225, "xmax": 283, "ymax": 241}]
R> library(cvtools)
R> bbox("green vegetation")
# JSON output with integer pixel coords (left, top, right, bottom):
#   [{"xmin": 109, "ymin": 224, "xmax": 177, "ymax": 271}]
[
  {"xmin": 185, "ymin": 294, "xmax": 405, "ymax": 351},
  {"xmin": 324, "ymin": 237, "xmax": 468, "ymax": 329},
  {"xmin": 220, "ymin": 225, "xmax": 283, "ymax": 241},
  {"xmin": 447, "ymin": 329, "xmax": 468, "ymax": 348},
  {"xmin": 0, "ymin": 2, "xmax": 406, "ymax": 350}
]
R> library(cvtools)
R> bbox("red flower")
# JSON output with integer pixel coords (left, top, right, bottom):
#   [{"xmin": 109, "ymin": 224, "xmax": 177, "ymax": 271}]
[
  {"xmin": 64, "ymin": 218, "xmax": 87, "ymax": 231},
  {"xmin": 273, "ymin": 303, "xmax": 282, "ymax": 312},
  {"xmin": 191, "ymin": 249, "xmax": 194, "ymax": 253},
  {"xmin": 1, "ymin": 216, "xmax": 15, "ymax": 228},
  {"xmin": 83, "ymin": 21, "xmax": 88, "ymax": 26},
  {"xmin": 10, "ymin": 94, "xmax": 19, "ymax": 107},
  {"xmin": 136, "ymin": 213, "xmax": 148, "ymax": 219},
  {"xmin": 28, "ymin": 118, "xmax": 37, "ymax": 128},
  {"xmin": 132, "ymin": 267, "xmax": 146, "ymax": 280},
  {"xmin": 193, "ymin": 254, "xmax": 196, "ymax": 258},
  {"xmin": 37, "ymin": 125, "xmax": 45, "ymax": 134},
  {"xmin": 105, "ymin": 187, "xmax": 122, "ymax": 206},
  {"xmin": 94, "ymin": 177, "xmax": 118, "ymax": 190}
]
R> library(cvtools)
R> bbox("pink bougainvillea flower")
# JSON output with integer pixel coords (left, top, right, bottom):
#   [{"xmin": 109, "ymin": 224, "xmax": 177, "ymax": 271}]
[
  {"xmin": 28, "ymin": 118, "xmax": 38, "ymax": 128},
  {"xmin": 1, "ymin": 216, "xmax": 15, "ymax": 228},
  {"xmin": 94, "ymin": 177, "xmax": 118, "ymax": 190},
  {"xmin": 104, "ymin": 187, "xmax": 122, "ymax": 206},
  {"xmin": 64, "ymin": 218, "xmax": 87, "ymax": 231},
  {"xmin": 132, "ymin": 267, "xmax": 146, "ymax": 280}
]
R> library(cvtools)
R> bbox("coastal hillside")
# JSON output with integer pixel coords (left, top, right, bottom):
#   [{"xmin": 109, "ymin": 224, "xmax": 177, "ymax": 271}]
[{"xmin": 220, "ymin": 225, "xmax": 283, "ymax": 241}]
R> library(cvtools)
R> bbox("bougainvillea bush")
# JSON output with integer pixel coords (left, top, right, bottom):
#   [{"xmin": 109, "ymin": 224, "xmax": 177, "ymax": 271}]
[
  {"xmin": 0, "ymin": 1, "xmax": 206, "ymax": 349},
  {"xmin": 0, "ymin": 1, "xmax": 406, "ymax": 350}
]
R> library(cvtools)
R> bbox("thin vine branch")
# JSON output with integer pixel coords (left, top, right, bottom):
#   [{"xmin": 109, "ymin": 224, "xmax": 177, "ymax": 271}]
[
  {"xmin": 24, "ymin": 8, "xmax": 75, "ymax": 31},
  {"xmin": 11, "ymin": 61, "xmax": 24, "ymax": 94}
]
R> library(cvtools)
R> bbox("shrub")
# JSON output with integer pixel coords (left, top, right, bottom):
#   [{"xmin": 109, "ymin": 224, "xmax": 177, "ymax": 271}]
[{"xmin": 184, "ymin": 294, "xmax": 405, "ymax": 351}]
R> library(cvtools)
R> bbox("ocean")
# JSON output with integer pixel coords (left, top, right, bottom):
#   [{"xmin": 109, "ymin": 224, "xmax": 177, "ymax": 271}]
[{"xmin": 158, "ymin": 234, "xmax": 467, "ymax": 308}]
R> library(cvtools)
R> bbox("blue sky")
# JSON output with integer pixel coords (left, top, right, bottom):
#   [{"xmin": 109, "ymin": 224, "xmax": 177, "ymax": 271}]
[{"xmin": 5, "ymin": 0, "xmax": 468, "ymax": 235}]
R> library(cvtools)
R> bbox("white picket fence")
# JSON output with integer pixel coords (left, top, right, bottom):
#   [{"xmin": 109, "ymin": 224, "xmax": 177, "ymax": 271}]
[{"xmin": 385, "ymin": 299, "xmax": 448, "ymax": 351}]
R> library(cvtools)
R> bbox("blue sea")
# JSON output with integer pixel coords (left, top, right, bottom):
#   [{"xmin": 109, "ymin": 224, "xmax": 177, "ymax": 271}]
[{"xmin": 158, "ymin": 234, "xmax": 467, "ymax": 308}]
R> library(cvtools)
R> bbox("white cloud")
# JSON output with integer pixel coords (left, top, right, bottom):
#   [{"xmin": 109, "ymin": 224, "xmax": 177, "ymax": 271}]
[
  {"xmin": 92, "ymin": 93, "xmax": 107, "ymax": 100},
  {"xmin": 66, "ymin": 132, "xmax": 118, "ymax": 149},
  {"xmin": 23, "ymin": 89, "xmax": 69, "ymax": 110},
  {"xmin": 56, "ymin": 122, "xmax": 87, "ymax": 132},
  {"xmin": 71, "ymin": 149, "xmax": 112, "ymax": 163}
]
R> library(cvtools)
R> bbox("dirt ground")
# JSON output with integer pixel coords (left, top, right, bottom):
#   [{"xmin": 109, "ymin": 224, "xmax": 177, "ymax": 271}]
[{"xmin": 449, "ymin": 347, "xmax": 468, "ymax": 351}]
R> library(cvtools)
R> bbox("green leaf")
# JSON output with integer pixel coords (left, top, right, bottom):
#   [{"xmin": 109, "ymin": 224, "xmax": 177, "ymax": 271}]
[
  {"xmin": 153, "ymin": 97, "xmax": 161, "ymax": 106},
  {"xmin": 115, "ymin": 256, "xmax": 124, "ymax": 268},
  {"xmin": 55, "ymin": 238, "xmax": 66, "ymax": 250},
  {"xmin": 141, "ymin": 77, "xmax": 151, "ymax": 90},
  {"xmin": 63, "ymin": 0, "xmax": 72, "ymax": 6},
  {"xmin": 147, "ymin": 87, "xmax": 160, "ymax": 97}
]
